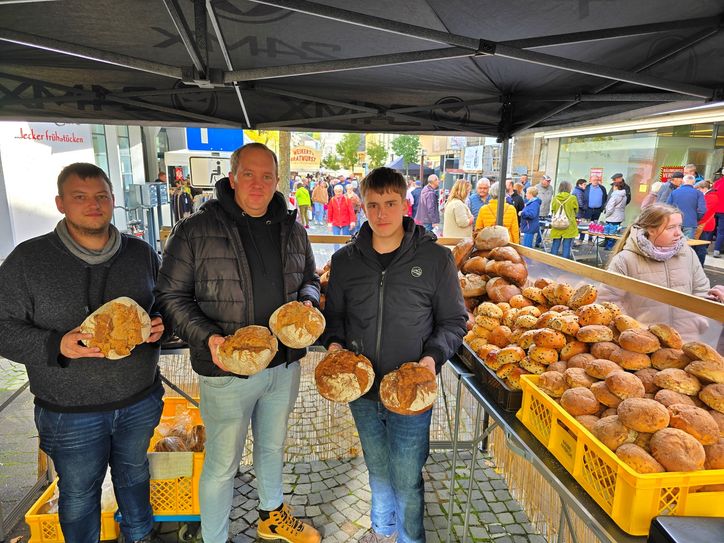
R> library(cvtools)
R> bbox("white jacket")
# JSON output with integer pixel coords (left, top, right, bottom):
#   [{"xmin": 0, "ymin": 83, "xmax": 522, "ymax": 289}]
[
  {"xmin": 443, "ymin": 198, "xmax": 473, "ymax": 238},
  {"xmin": 604, "ymin": 189, "xmax": 626, "ymax": 223}
]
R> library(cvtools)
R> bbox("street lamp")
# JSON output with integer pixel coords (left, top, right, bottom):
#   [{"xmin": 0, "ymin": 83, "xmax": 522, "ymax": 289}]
[{"xmin": 419, "ymin": 149, "xmax": 426, "ymax": 183}]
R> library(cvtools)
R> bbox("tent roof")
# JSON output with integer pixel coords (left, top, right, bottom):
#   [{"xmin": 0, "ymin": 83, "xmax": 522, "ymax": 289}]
[{"xmin": 1, "ymin": 0, "xmax": 723, "ymax": 138}]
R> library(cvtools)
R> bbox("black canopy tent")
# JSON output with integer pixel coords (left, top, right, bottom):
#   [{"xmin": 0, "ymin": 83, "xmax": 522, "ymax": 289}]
[{"xmin": 1, "ymin": 0, "xmax": 723, "ymax": 222}]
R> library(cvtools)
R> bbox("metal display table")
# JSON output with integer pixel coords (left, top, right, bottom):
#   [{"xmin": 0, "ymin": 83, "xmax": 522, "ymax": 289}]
[{"xmin": 444, "ymin": 356, "xmax": 646, "ymax": 543}]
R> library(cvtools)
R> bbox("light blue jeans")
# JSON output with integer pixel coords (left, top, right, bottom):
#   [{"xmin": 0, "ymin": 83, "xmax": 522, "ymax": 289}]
[
  {"xmin": 550, "ymin": 237, "xmax": 573, "ymax": 259},
  {"xmin": 313, "ymin": 202, "xmax": 325, "ymax": 223},
  {"xmin": 199, "ymin": 363, "xmax": 301, "ymax": 543},
  {"xmin": 349, "ymin": 398, "xmax": 433, "ymax": 543}
]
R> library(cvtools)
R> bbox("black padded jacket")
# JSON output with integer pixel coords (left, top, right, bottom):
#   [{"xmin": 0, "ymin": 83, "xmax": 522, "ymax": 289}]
[{"xmin": 154, "ymin": 187, "xmax": 320, "ymax": 376}]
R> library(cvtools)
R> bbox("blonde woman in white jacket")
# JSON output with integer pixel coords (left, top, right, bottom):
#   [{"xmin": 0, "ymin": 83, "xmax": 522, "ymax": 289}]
[
  {"xmin": 598, "ymin": 204, "xmax": 710, "ymax": 341},
  {"xmin": 603, "ymin": 181, "xmax": 627, "ymax": 250},
  {"xmin": 443, "ymin": 179, "xmax": 474, "ymax": 238}
]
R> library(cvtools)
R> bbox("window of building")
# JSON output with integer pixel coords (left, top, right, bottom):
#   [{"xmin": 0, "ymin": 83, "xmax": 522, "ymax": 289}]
[
  {"xmin": 117, "ymin": 125, "xmax": 133, "ymax": 202},
  {"xmin": 91, "ymin": 124, "xmax": 109, "ymax": 174}
]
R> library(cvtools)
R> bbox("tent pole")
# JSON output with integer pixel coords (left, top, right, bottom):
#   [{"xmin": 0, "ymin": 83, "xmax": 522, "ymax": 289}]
[{"xmin": 496, "ymin": 139, "xmax": 509, "ymax": 227}]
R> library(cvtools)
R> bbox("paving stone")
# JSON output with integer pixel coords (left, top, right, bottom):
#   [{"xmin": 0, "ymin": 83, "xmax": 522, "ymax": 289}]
[
  {"xmin": 490, "ymin": 501, "xmax": 508, "ymax": 513},
  {"xmin": 497, "ymin": 512, "xmax": 515, "ymax": 525}
]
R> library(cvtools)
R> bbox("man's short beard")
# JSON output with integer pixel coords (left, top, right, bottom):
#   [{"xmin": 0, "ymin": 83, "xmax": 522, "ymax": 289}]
[{"xmin": 66, "ymin": 218, "xmax": 109, "ymax": 237}]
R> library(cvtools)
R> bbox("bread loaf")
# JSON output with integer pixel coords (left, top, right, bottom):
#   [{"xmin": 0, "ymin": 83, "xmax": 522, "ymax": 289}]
[
  {"xmin": 650, "ymin": 428, "xmax": 706, "ymax": 472},
  {"xmin": 617, "ymin": 398, "xmax": 670, "ymax": 433},
  {"xmin": 560, "ymin": 387, "xmax": 600, "ymax": 416},
  {"xmin": 315, "ymin": 350, "xmax": 375, "ymax": 403},
  {"xmin": 379, "ymin": 363, "xmax": 437, "ymax": 415}
]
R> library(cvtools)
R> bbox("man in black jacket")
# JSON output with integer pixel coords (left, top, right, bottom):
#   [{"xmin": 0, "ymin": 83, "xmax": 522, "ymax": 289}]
[
  {"xmin": 155, "ymin": 143, "xmax": 321, "ymax": 543},
  {"xmin": 0, "ymin": 163, "xmax": 166, "ymax": 543},
  {"xmin": 323, "ymin": 167, "xmax": 467, "ymax": 543}
]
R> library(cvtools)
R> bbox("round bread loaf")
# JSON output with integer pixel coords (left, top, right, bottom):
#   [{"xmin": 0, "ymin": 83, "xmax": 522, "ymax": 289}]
[
  {"xmin": 606, "ymin": 372, "xmax": 645, "ymax": 400},
  {"xmin": 452, "ymin": 238, "xmax": 474, "ymax": 269},
  {"xmin": 634, "ymin": 368, "xmax": 660, "ymax": 394},
  {"xmin": 576, "ymin": 325, "xmax": 613, "ymax": 343},
  {"xmin": 654, "ymin": 389, "xmax": 696, "ymax": 407},
  {"xmin": 461, "ymin": 256, "xmax": 488, "ymax": 275},
  {"xmin": 314, "ymin": 350, "xmax": 375, "ymax": 403},
  {"xmin": 575, "ymin": 414, "xmax": 600, "ymax": 433},
  {"xmin": 648, "ymin": 323, "xmax": 683, "ymax": 350},
  {"xmin": 682, "ymin": 341, "xmax": 724, "ymax": 364},
  {"xmin": 704, "ymin": 439, "xmax": 724, "ymax": 470},
  {"xmin": 585, "ymin": 359, "xmax": 623, "ymax": 380},
  {"xmin": 269, "ymin": 301, "xmax": 326, "ymax": 348},
  {"xmin": 79, "ymin": 296, "xmax": 152, "ymax": 359},
  {"xmin": 610, "ymin": 348, "xmax": 651, "ymax": 371},
  {"xmin": 475, "ymin": 225, "xmax": 510, "ymax": 250},
  {"xmin": 565, "ymin": 367, "xmax": 597, "ymax": 389},
  {"xmin": 485, "ymin": 277, "xmax": 521, "ymax": 303},
  {"xmin": 533, "ymin": 329, "xmax": 567, "ymax": 350},
  {"xmin": 700, "ymin": 384, "xmax": 724, "ymax": 413},
  {"xmin": 651, "ymin": 348, "xmax": 691, "ymax": 370},
  {"xmin": 560, "ymin": 340, "xmax": 588, "ymax": 361},
  {"xmin": 710, "ymin": 409, "xmax": 724, "ymax": 437},
  {"xmin": 538, "ymin": 371, "xmax": 567, "ymax": 398},
  {"xmin": 590, "ymin": 341, "xmax": 620, "ymax": 360},
  {"xmin": 576, "ymin": 303, "xmax": 612, "ymax": 326},
  {"xmin": 685, "ymin": 359, "xmax": 724, "ymax": 384},
  {"xmin": 567, "ymin": 353, "xmax": 596, "ymax": 369},
  {"xmin": 592, "ymin": 415, "xmax": 637, "ymax": 451},
  {"xmin": 616, "ymin": 443, "xmax": 665, "ymax": 473},
  {"xmin": 569, "ymin": 284, "xmax": 598, "ymax": 309},
  {"xmin": 548, "ymin": 360, "xmax": 568, "ymax": 374},
  {"xmin": 654, "ymin": 368, "xmax": 702, "ymax": 396},
  {"xmin": 460, "ymin": 273, "xmax": 487, "ymax": 298},
  {"xmin": 590, "ymin": 381, "xmax": 622, "ymax": 408},
  {"xmin": 529, "ymin": 345, "xmax": 559, "ymax": 365},
  {"xmin": 650, "ymin": 427, "xmax": 706, "ymax": 472},
  {"xmin": 560, "ymin": 387, "xmax": 600, "ymax": 416},
  {"xmin": 485, "ymin": 260, "xmax": 528, "ymax": 287},
  {"xmin": 217, "ymin": 325, "xmax": 278, "ymax": 376},
  {"xmin": 618, "ymin": 329, "xmax": 661, "ymax": 354},
  {"xmin": 667, "ymin": 404, "xmax": 719, "ymax": 445},
  {"xmin": 617, "ymin": 398, "xmax": 670, "ymax": 433},
  {"xmin": 379, "ymin": 362, "xmax": 437, "ymax": 415}
]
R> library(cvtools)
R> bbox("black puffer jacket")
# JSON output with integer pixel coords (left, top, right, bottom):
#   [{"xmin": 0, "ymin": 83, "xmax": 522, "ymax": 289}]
[
  {"xmin": 322, "ymin": 217, "xmax": 467, "ymax": 400},
  {"xmin": 155, "ymin": 186, "xmax": 320, "ymax": 376}
]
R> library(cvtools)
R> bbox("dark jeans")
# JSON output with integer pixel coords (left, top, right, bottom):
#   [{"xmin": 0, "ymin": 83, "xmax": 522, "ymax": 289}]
[
  {"xmin": 695, "ymin": 230, "xmax": 713, "ymax": 265},
  {"xmin": 716, "ymin": 213, "xmax": 724, "ymax": 253},
  {"xmin": 35, "ymin": 388, "xmax": 163, "ymax": 543},
  {"xmin": 423, "ymin": 223, "xmax": 434, "ymax": 232},
  {"xmin": 349, "ymin": 398, "xmax": 432, "ymax": 543},
  {"xmin": 550, "ymin": 237, "xmax": 573, "ymax": 259}
]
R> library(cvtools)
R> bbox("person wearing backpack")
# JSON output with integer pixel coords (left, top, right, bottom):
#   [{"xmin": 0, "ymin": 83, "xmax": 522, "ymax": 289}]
[{"xmin": 549, "ymin": 181, "xmax": 579, "ymax": 259}]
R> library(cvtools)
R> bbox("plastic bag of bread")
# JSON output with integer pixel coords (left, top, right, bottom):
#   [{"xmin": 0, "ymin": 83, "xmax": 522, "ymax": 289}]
[
  {"xmin": 217, "ymin": 325, "xmax": 278, "ymax": 376},
  {"xmin": 474, "ymin": 225, "xmax": 510, "ymax": 250},
  {"xmin": 314, "ymin": 350, "xmax": 375, "ymax": 403},
  {"xmin": 154, "ymin": 435, "xmax": 189, "ymax": 452},
  {"xmin": 79, "ymin": 297, "xmax": 151, "ymax": 358},
  {"xmin": 269, "ymin": 301, "xmax": 325, "ymax": 349},
  {"xmin": 380, "ymin": 362, "xmax": 437, "ymax": 415},
  {"xmin": 187, "ymin": 424, "xmax": 206, "ymax": 452}
]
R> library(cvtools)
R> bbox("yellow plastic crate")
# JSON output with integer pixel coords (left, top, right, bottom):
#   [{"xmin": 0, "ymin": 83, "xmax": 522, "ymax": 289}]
[
  {"xmin": 517, "ymin": 375, "xmax": 724, "ymax": 536},
  {"xmin": 149, "ymin": 397, "xmax": 204, "ymax": 516},
  {"xmin": 25, "ymin": 479, "xmax": 119, "ymax": 542}
]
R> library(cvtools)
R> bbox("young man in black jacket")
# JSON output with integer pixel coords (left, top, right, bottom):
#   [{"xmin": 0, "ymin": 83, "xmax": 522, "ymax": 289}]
[
  {"xmin": 155, "ymin": 143, "xmax": 321, "ymax": 543},
  {"xmin": 323, "ymin": 167, "xmax": 467, "ymax": 543},
  {"xmin": 0, "ymin": 163, "xmax": 166, "ymax": 543}
]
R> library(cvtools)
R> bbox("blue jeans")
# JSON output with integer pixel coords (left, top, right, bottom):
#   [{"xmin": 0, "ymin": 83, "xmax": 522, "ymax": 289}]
[
  {"xmin": 423, "ymin": 223, "xmax": 434, "ymax": 232},
  {"xmin": 199, "ymin": 363, "xmax": 301, "ymax": 543},
  {"xmin": 522, "ymin": 232, "xmax": 535, "ymax": 248},
  {"xmin": 550, "ymin": 237, "xmax": 573, "ymax": 259},
  {"xmin": 349, "ymin": 398, "xmax": 432, "ymax": 543},
  {"xmin": 716, "ymin": 213, "xmax": 724, "ymax": 253},
  {"xmin": 313, "ymin": 202, "xmax": 325, "ymax": 223},
  {"xmin": 682, "ymin": 226, "xmax": 697, "ymax": 239},
  {"xmin": 332, "ymin": 225, "xmax": 350, "ymax": 250},
  {"xmin": 694, "ymin": 230, "xmax": 712, "ymax": 265},
  {"xmin": 34, "ymin": 387, "xmax": 163, "ymax": 543}
]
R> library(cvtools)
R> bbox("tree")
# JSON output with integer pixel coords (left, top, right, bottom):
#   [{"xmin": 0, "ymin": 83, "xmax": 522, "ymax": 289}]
[
  {"xmin": 367, "ymin": 141, "xmax": 388, "ymax": 169},
  {"xmin": 321, "ymin": 153, "xmax": 340, "ymax": 170},
  {"xmin": 336, "ymin": 133, "xmax": 362, "ymax": 169},
  {"xmin": 278, "ymin": 131, "xmax": 291, "ymax": 198},
  {"xmin": 391, "ymin": 135, "xmax": 421, "ymax": 175}
]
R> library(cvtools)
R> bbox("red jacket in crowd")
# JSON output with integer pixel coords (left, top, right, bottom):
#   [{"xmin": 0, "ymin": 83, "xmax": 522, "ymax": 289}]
[
  {"xmin": 699, "ymin": 180, "xmax": 721, "ymax": 232},
  {"xmin": 327, "ymin": 195, "xmax": 355, "ymax": 227}
]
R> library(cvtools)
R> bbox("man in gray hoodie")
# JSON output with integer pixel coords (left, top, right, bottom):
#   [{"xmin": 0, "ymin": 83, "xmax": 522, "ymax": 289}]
[{"xmin": 0, "ymin": 163, "xmax": 166, "ymax": 543}]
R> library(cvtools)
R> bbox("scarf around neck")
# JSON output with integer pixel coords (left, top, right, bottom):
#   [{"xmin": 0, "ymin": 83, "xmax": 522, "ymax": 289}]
[
  {"xmin": 634, "ymin": 227, "xmax": 685, "ymax": 262},
  {"xmin": 55, "ymin": 219, "xmax": 122, "ymax": 265}
]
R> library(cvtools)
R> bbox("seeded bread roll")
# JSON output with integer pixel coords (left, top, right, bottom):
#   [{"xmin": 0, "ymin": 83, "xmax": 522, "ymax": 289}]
[
  {"xmin": 590, "ymin": 381, "xmax": 622, "ymax": 408},
  {"xmin": 560, "ymin": 387, "xmax": 600, "ymax": 416},
  {"xmin": 654, "ymin": 368, "xmax": 702, "ymax": 396},
  {"xmin": 488, "ymin": 325, "xmax": 513, "ymax": 348},
  {"xmin": 506, "ymin": 367, "xmax": 530, "ymax": 390},
  {"xmin": 606, "ymin": 372, "xmax": 645, "ymax": 400},
  {"xmin": 560, "ymin": 340, "xmax": 588, "ymax": 361},
  {"xmin": 548, "ymin": 314, "xmax": 580, "ymax": 337},
  {"xmin": 535, "ymin": 311, "xmax": 559, "ymax": 329},
  {"xmin": 614, "ymin": 315, "xmax": 644, "ymax": 332},
  {"xmin": 700, "ymin": 384, "xmax": 724, "ymax": 413},
  {"xmin": 497, "ymin": 345, "xmax": 526, "ymax": 365},
  {"xmin": 529, "ymin": 345, "xmax": 559, "ymax": 365},
  {"xmin": 651, "ymin": 348, "xmax": 691, "ymax": 370},
  {"xmin": 569, "ymin": 284, "xmax": 598, "ymax": 309},
  {"xmin": 590, "ymin": 342, "xmax": 620, "ymax": 360},
  {"xmin": 538, "ymin": 371, "xmax": 568, "ymax": 398},
  {"xmin": 514, "ymin": 314, "xmax": 539, "ymax": 329},
  {"xmin": 668, "ymin": 404, "xmax": 719, "ymax": 445},
  {"xmin": 685, "ymin": 359, "xmax": 724, "ymax": 384},
  {"xmin": 585, "ymin": 359, "xmax": 623, "ymax": 380},
  {"xmin": 576, "ymin": 325, "xmax": 613, "ymax": 343},
  {"xmin": 576, "ymin": 303, "xmax": 613, "ymax": 326},
  {"xmin": 618, "ymin": 329, "xmax": 661, "ymax": 354},
  {"xmin": 476, "ymin": 302, "xmax": 504, "ymax": 319},
  {"xmin": 648, "ymin": 323, "xmax": 683, "ymax": 350},
  {"xmin": 520, "ymin": 356, "xmax": 547, "ymax": 375},
  {"xmin": 533, "ymin": 329, "xmax": 567, "ymax": 350},
  {"xmin": 564, "ymin": 367, "xmax": 597, "ymax": 389},
  {"xmin": 517, "ymin": 329, "xmax": 538, "ymax": 350},
  {"xmin": 650, "ymin": 427, "xmax": 706, "ymax": 472},
  {"xmin": 496, "ymin": 363, "xmax": 517, "ymax": 379},
  {"xmin": 542, "ymin": 282, "xmax": 573, "ymax": 306},
  {"xmin": 508, "ymin": 294, "xmax": 533, "ymax": 309},
  {"xmin": 521, "ymin": 286, "xmax": 547, "ymax": 305},
  {"xmin": 617, "ymin": 398, "xmax": 670, "ymax": 433},
  {"xmin": 616, "ymin": 443, "xmax": 665, "ymax": 474},
  {"xmin": 592, "ymin": 415, "xmax": 637, "ymax": 451},
  {"xmin": 610, "ymin": 348, "xmax": 652, "ymax": 371},
  {"xmin": 635, "ymin": 368, "xmax": 660, "ymax": 394}
]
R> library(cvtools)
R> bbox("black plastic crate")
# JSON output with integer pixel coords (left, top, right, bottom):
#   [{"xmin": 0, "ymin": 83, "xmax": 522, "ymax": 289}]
[{"xmin": 460, "ymin": 343, "xmax": 522, "ymax": 412}]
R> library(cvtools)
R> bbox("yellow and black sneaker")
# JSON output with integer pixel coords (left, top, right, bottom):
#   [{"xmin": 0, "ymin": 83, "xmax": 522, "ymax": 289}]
[{"xmin": 257, "ymin": 503, "xmax": 321, "ymax": 543}]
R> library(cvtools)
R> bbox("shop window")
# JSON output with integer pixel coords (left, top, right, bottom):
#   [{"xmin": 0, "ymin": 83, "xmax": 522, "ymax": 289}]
[{"xmin": 91, "ymin": 124, "xmax": 109, "ymax": 175}]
